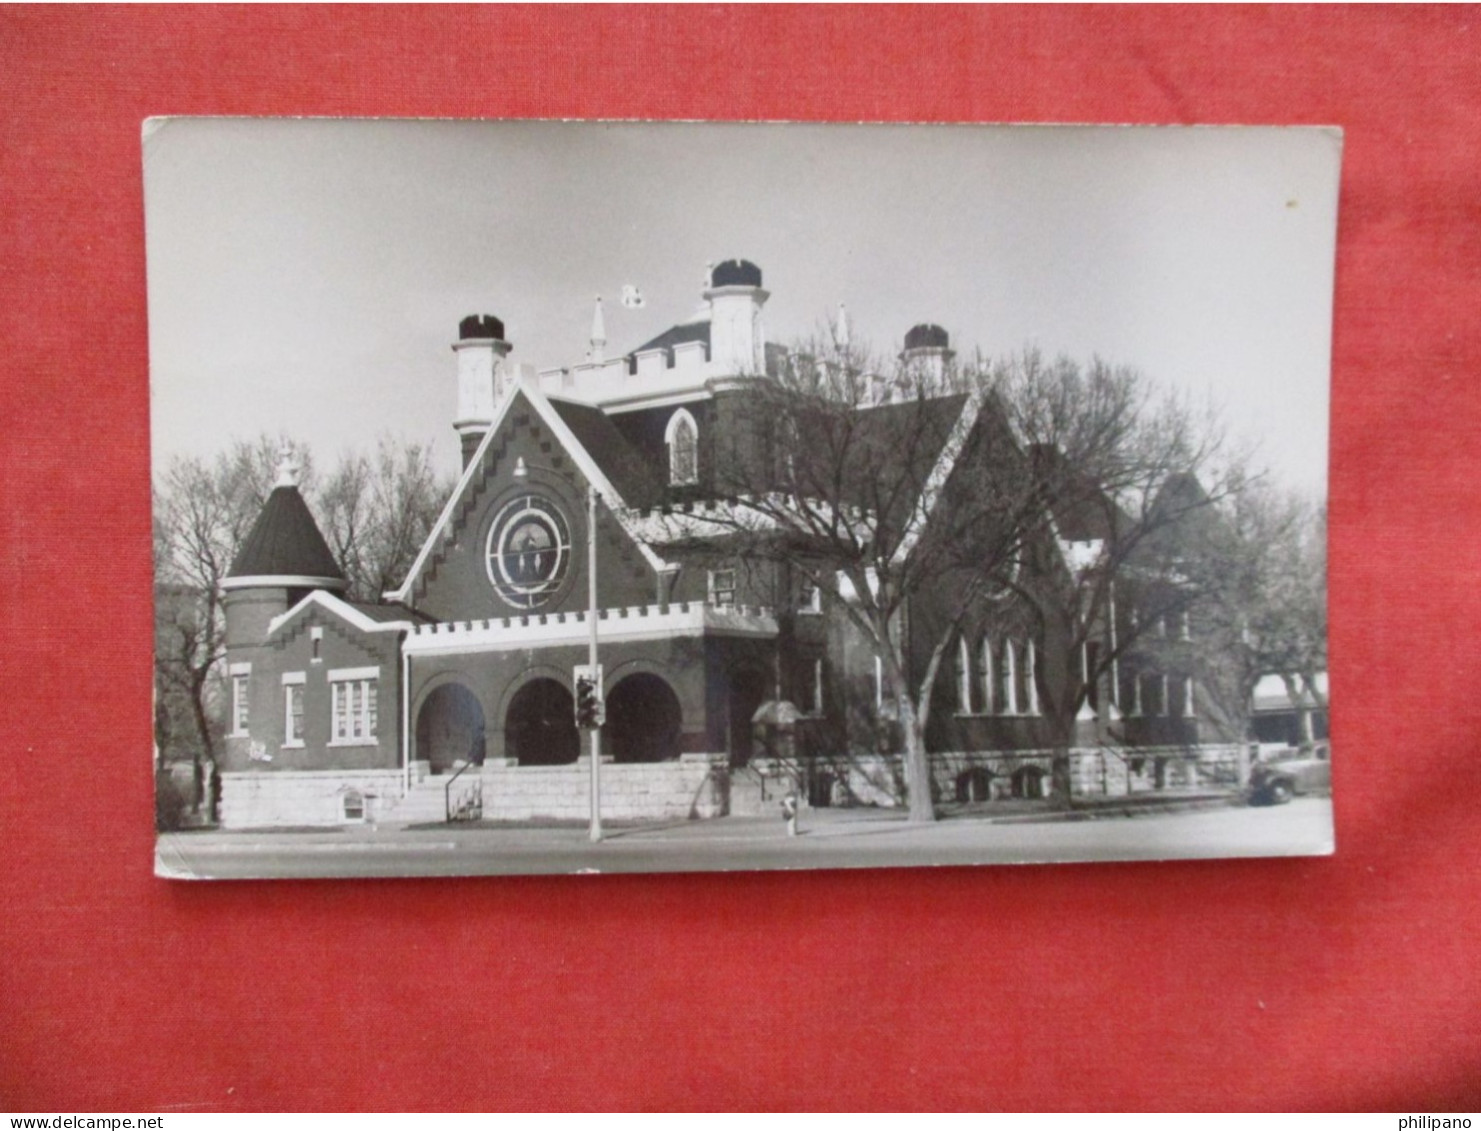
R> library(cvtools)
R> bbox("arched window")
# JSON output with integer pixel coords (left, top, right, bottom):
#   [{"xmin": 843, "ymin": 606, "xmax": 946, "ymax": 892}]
[{"xmin": 665, "ymin": 408, "xmax": 699, "ymax": 486}]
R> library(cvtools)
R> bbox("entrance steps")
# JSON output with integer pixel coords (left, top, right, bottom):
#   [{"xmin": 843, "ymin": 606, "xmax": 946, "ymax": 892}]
[{"xmin": 384, "ymin": 772, "xmax": 464, "ymax": 824}]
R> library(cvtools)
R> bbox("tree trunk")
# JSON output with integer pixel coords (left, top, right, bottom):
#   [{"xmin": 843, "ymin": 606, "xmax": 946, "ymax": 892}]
[{"xmin": 896, "ymin": 696, "xmax": 936, "ymax": 822}]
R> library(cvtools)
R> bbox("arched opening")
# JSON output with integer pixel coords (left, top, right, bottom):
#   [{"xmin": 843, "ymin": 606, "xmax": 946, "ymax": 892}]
[
  {"xmin": 956, "ymin": 766, "xmax": 995, "ymax": 803},
  {"xmin": 1010, "ymin": 764, "xmax": 1049, "ymax": 800},
  {"xmin": 606, "ymin": 672, "xmax": 682, "ymax": 764},
  {"xmin": 666, "ymin": 408, "xmax": 699, "ymax": 486},
  {"xmin": 505, "ymin": 678, "xmax": 580, "ymax": 766},
  {"xmin": 415, "ymin": 683, "xmax": 486, "ymax": 774},
  {"xmin": 728, "ymin": 667, "xmax": 770, "ymax": 768}
]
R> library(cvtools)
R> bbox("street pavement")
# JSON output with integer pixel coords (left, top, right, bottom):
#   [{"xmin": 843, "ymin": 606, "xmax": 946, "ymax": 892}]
[{"xmin": 156, "ymin": 796, "xmax": 1335, "ymax": 880}]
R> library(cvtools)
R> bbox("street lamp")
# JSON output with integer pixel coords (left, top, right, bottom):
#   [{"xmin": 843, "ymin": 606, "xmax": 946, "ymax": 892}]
[{"xmin": 514, "ymin": 456, "xmax": 603, "ymax": 842}]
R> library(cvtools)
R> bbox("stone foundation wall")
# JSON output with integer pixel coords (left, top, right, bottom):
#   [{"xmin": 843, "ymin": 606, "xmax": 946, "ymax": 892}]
[
  {"xmin": 482, "ymin": 754, "xmax": 727, "ymax": 821},
  {"xmin": 825, "ymin": 745, "xmax": 1246, "ymax": 806},
  {"xmin": 220, "ymin": 769, "xmax": 406, "ymax": 828}
]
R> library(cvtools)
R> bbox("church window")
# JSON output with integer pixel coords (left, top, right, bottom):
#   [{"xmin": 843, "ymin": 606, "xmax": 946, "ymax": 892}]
[
  {"xmin": 1025, "ymin": 639, "xmax": 1041, "ymax": 716},
  {"xmin": 229, "ymin": 662, "xmax": 251, "ymax": 736},
  {"xmin": 977, "ymin": 638, "xmax": 993, "ymax": 715},
  {"xmin": 665, "ymin": 408, "xmax": 699, "ymax": 486},
  {"xmin": 709, "ymin": 568, "xmax": 736, "ymax": 608},
  {"xmin": 330, "ymin": 667, "xmax": 380, "ymax": 744},
  {"xmin": 957, "ymin": 637, "xmax": 974, "ymax": 714},
  {"xmin": 809, "ymin": 658, "xmax": 826, "ymax": 716},
  {"xmin": 1001, "ymin": 640, "xmax": 1019, "ymax": 715},
  {"xmin": 282, "ymin": 672, "xmax": 306, "ymax": 747},
  {"xmin": 1183, "ymin": 676, "xmax": 1197, "ymax": 718},
  {"xmin": 874, "ymin": 655, "xmax": 884, "ymax": 712}
]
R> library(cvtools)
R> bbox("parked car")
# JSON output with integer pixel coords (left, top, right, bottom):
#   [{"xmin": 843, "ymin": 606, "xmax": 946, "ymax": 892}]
[{"xmin": 1247, "ymin": 744, "xmax": 1331, "ymax": 805}]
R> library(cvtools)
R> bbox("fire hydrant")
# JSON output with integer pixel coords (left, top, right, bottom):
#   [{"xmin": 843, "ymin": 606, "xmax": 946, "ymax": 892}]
[{"xmin": 781, "ymin": 791, "xmax": 799, "ymax": 837}]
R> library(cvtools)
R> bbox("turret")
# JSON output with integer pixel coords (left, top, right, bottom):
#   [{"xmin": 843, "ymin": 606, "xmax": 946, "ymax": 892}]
[
  {"xmin": 703, "ymin": 259, "xmax": 768, "ymax": 376},
  {"xmin": 221, "ymin": 451, "xmax": 347, "ymax": 648},
  {"xmin": 900, "ymin": 322, "xmax": 955, "ymax": 390},
  {"xmin": 453, "ymin": 313, "xmax": 513, "ymax": 468}
]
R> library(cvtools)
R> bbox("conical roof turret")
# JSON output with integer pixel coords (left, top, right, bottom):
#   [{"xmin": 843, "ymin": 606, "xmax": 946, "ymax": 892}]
[{"xmin": 222, "ymin": 452, "xmax": 347, "ymax": 590}]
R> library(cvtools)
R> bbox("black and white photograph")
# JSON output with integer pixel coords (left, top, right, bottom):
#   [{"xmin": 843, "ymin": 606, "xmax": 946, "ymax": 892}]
[{"xmin": 147, "ymin": 118, "xmax": 1338, "ymax": 879}]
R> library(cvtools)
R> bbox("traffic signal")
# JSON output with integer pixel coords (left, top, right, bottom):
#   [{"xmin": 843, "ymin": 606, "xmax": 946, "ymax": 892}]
[{"xmin": 575, "ymin": 674, "xmax": 604, "ymax": 729}]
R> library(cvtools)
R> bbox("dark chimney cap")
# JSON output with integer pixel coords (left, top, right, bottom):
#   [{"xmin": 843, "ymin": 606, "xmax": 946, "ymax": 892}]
[
  {"xmin": 459, "ymin": 313, "xmax": 506, "ymax": 341},
  {"xmin": 904, "ymin": 323, "xmax": 950, "ymax": 351},
  {"xmin": 709, "ymin": 259, "xmax": 763, "ymax": 288}
]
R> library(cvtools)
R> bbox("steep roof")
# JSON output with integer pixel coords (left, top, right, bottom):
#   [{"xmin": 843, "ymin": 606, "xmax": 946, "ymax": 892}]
[
  {"xmin": 630, "ymin": 318, "xmax": 710, "ymax": 360},
  {"xmin": 226, "ymin": 485, "xmax": 346, "ymax": 586},
  {"xmin": 343, "ymin": 599, "xmax": 434, "ymax": 625},
  {"xmin": 548, "ymin": 399, "xmax": 666, "ymax": 510}
]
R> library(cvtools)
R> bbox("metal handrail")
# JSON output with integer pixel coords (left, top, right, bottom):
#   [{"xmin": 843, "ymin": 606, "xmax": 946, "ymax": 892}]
[{"xmin": 444, "ymin": 760, "xmax": 480, "ymax": 822}]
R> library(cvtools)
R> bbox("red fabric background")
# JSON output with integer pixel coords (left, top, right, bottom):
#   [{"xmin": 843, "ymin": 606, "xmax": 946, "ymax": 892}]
[{"xmin": 2, "ymin": 4, "xmax": 1477, "ymax": 1112}]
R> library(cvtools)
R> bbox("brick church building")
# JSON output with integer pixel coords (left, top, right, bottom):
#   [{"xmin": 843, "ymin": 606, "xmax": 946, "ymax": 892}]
[{"xmin": 216, "ymin": 259, "xmax": 1239, "ymax": 828}]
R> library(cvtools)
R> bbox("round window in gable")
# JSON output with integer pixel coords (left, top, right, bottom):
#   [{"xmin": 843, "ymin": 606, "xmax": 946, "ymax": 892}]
[{"xmin": 485, "ymin": 494, "xmax": 572, "ymax": 609}]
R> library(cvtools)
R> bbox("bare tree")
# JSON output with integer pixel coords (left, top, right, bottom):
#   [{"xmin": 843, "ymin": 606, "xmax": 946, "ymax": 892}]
[
  {"xmin": 650, "ymin": 338, "xmax": 1241, "ymax": 820},
  {"xmin": 153, "ymin": 437, "xmax": 314, "ymax": 780},
  {"xmin": 1191, "ymin": 482, "xmax": 1328, "ymax": 746},
  {"xmin": 153, "ymin": 434, "xmax": 449, "ymax": 793}
]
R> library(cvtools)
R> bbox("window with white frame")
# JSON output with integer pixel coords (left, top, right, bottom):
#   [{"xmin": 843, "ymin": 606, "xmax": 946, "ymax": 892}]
[
  {"xmin": 1183, "ymin": 676, "xmax": 1196, "ymax": 718},
  {"xmin": 957, "ymin": 636, "xmax": 976, "ymax": 714},
  {"xmin": 282, "ymin": 672, "xmax": 306, "ymax": 747},
  {"xmin": 799, "ymin": 575, "xmax": 822, "ymax": 614},
  {"xmin": 665, "ymin": 408, "xmax": 699, "ymax": 486},
  {"xmin": 709, "ymin": 567, "xmax": 736, "ymax": 608},
  {"xmin": 330, "ymin": 667, "xmax": 380, "ymax": 744},
  {"xmin": 1025, "ymin": 639, "xmax": 1040, "ymax": 716},
  {"xmin": 979, "ymin": 638, "xmax": 994, "ymax": 716},
  {"xmin": 1001, "ymin": 639, "xmax": 1019, "ymax": 715},
  {"xmin": 228, "ymin": 662, "xmax": 251, "ymax": 736}
]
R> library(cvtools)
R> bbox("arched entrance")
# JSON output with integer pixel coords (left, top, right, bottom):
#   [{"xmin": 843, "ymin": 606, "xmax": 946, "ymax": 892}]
[
  {"xmin": 505, "ymin": 678, "xmax": 579, "ymax": 766},
  {"xmin": 728, "ymin": 667, "xmax": 770, "ymax": 768},
  {"xmin": 416, "ymin": 682, "xmax": 485, "ymax": 774},
  {"xmin": 606, "ymin": 672, "xmax": 682, "ymax": 763},
  {"xmin": 956, "ymin": 766, "xmax": 994, "ymax": 803},
  {"xmin": 1010, "ymin": 764, "xmax": 1049, "ymax": 799}
]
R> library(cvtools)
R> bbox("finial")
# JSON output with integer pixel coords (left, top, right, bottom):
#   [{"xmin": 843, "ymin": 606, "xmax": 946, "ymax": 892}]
[
  {"xmin": 589, "ymin": 295, "xmax": 606, "ymax": 364},
  {"xmin": 274, "ymin": 445, "xmax": 300, "ymax": 489},
  {"xmin": 836, "ymin": 302, "xmax": 850, "ymax": 350}
]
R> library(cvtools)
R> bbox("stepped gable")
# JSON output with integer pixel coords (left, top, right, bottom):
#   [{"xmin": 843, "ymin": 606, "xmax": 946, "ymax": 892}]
[
  {"xmin": 548, "ymin": 399, "xmax": 666, "ymax": 510},
  {"xmin": 227, "ymin": 483, "xmax": 346, "ymax": 586}
]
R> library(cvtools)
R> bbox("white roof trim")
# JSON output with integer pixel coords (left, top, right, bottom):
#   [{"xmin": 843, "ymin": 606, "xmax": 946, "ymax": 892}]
[
  {"xmin": 385, "ymin": 373, "xmax": 671, "ymax": 603},
  {"xmin": 403, "ymin": 601, "xmax": 777, "ymax": 657},
  {"xmin": 221, "ymin": 574, "xmax": 347, "ymax": 592},
  {"xmin": 267, "ymin": 589, "xmax": 416, "ymax": 639},
  {"xmin": 889, "ymin": 391, "xmax": 984, "ymax": 568}
]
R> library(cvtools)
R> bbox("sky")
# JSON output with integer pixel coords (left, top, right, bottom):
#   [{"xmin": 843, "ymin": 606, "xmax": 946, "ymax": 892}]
[{"xmin": 145, "ymin": 118, "xmax": 1340, "ymax": 496}]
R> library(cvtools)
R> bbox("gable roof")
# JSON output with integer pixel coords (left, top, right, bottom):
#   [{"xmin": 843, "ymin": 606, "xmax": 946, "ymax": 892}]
[
  {"xmin": 224, "ymin": 484, "xmax": 346, "ymax": 590},
  {"xmin": 266, "ymin": 590, "xmax": 430, "ymax": 639},
  {"xmin": 548, "ymin": 399, "xmax": 666, "ymax": 510},
  {"xmin": 385, "ymin": 374, "xmax": 673, "ymax": 603}
]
